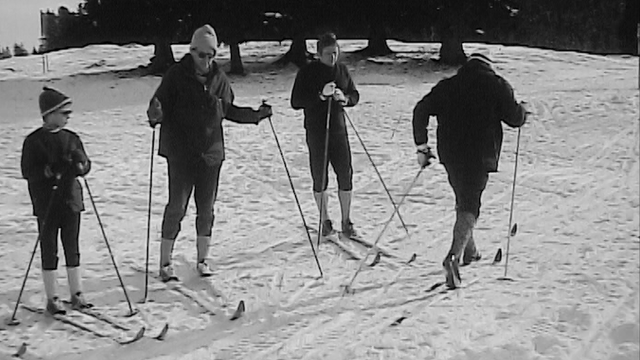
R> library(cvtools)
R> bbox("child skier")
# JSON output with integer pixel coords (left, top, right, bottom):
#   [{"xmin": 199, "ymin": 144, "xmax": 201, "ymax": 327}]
[{"xmin": 21, "ymin": 86, "xmax": 93, "ymax": 314}]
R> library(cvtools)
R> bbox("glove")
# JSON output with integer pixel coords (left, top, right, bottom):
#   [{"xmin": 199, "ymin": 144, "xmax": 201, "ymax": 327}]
[
  {"xmin": 44, "ymin": 165, "xmax": 54, "ymax": 178},
  {"xmin": 520, "ymin": 101, "xmax": 532, "ymax": 124},
  {"xmin": 416, "ymin": 144, "xmax": 436, "ymax": 168},
  {"xmin": 320, "ymin": 82, "xmax": 336, "ymax": 100},
  {"xmin": 76, "ymin": 162, "xmax": 86, "ymax": 175},
  {"xmin": 333, "ymin": 88, "xmax": 347, "ymax": 104},
  {"xmin": 147, "ymin": 97, "xmax": 163, "ymax": 128},
  {"xmin": 67, "ymin": 148, "xmax": 89, "ymax": 176},
  {"xmin": 256, "ymin": 102, "xmax": 273, "ymax": 124}
]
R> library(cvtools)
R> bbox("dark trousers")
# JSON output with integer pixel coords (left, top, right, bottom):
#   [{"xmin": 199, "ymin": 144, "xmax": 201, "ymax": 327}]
[
  {"xmin": 161, "ymin": 157, "xmax": 223, "ymax": 240},
  {"xmin": 38, "ymin": 205, "xmax": 81, "ymax": 270},
  {"xmin": 444, "ymin": 164, "xmax": 489, "ymax": 219},
  {"xmin": 306, "ymin": 131, "xmax": 353, "ymax": 193}
]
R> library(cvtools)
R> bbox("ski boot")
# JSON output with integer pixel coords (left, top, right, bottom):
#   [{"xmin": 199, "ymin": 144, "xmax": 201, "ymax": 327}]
[
  {"xmin": 159, "ymin": 264, "xmax": 179, "ymax": 282},
  {"xmin": 443, "ymin": 254, "xmax": 462, "ymax": 289},
  {"xmin": 46, "ymin": 297, "xmax": 66, "ymax": 315}
]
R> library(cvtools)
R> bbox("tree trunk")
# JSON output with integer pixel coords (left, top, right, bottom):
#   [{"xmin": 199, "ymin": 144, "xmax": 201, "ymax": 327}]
[
  {"xmin": 229, "ymin": 39, "xmax": 244, "ymax": 75},
  {"xmin": 148, "ymin": 37, "xmax": 175, "ymax": 74},
  {"xmin": 439, "ymin": 22, "xmax": 467, "ymax": 65},
  {"xmin": 437, "ymin": 0, "xmax": 467, "ymax": 66},
  {"xmin": 362, "ymin": 21, "xmax": 392, "ymax": 56},
  {"xmin": 276, "ymin": 31, "xmax": 309, "ymax": 68},
  {"xmin": 617, "ymin": 0, "xmax": 639, "ymax": 55}
]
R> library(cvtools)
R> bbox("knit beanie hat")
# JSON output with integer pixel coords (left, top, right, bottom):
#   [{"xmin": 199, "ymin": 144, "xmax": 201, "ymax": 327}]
[
  {"xmin": 39, "ymin": 86, "xmax": 71, "ymax": 117},
  {"xmin": 468, "ymin": 53, "xmax": 493, "ymax": 66},
  {"xmin": 190, "ymin": 25, "xmax": 218, "ymax": 53}
]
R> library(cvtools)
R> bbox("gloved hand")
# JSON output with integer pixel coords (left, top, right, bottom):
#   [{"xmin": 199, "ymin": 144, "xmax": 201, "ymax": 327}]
[
  {"xmin": 147, "ymin": 97, "xmax": 163, "ymax": 128},
  {"xmin": 256, "ymin": 102, "xmax": 273, "ymax": 124},
  {"xmin": 76, "ymin": 162, "xmax": 87, "ymax": 175},
  {"xmin": 416, "ymin": 144, "xmax": 436, "ymax": 168},
  {"xmin": 44, "ymin": 165, "xmax": 54, "ymax": 178},
  {"xmin": 320, "ymin": 82, "xmax": 336, "ymax": 100},
  {"xmin": 68, "ymin": 149, "xmax": 89, "ymax": 176},
  {"xmin": 520, "ymin": 101, "xmax": 532, "ymax": 123},
  {"xmin": 333, "ymin": 88, "xmax": 347, "ymax": 104}
]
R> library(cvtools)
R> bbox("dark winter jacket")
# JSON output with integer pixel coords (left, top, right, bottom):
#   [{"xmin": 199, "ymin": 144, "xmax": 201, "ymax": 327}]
[
  {"xmin": 290, "ymin": 61, "xmax": 359, "ymax": 136},
  {"xmin": 21, "ymin": 128, "xmax": 91, "ymax": 216},
  {"xmin": 412, "ymin": 60, "xmax": 526, "ymax": 172},
  {"xmin": 152, "ymin": 54, "xmax": 261, "ymax": 164}
]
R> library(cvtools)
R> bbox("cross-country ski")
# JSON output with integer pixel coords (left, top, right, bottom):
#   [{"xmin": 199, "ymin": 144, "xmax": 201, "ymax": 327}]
[
  {"xmin": 21, "ymin": 304, "xmax": 146, "ymax": 345},
  {"xmin": 131, "ymin": 265, "xmax": 245, "ymax": 321}
]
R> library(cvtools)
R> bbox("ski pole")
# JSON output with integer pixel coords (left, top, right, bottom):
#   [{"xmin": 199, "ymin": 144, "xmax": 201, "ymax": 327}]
[
  {"xmin": 83, "ymin": 177, "xmax": 138, "ymax": 316},
  {"xmin": 141, "ymin": 128, "xmax": 156, "ymax": 303},
  {"xmin": 344, "ymin": 110, "xmax": 412, "ymax": 242},
  {"xmin": 343, "ymin": 167, "xmax": 425, "ymax": 294},
  {"xmin": 6, "ymin": 175, "xmax": 61, "ymax": 326},
  {"xmin": 264, "ymin": 103, "xmax": 323, "ymax": 278},
  {"xmin": 316, "ymin": 98, "xmax": 333, "ymax": 248},
  {"xmin": 499, "ymin": 127, "xmax": 521, "ymax": 280},
  {"xmin": 140, "ymin": 127, "xmax": 156, "ymax": 304}
]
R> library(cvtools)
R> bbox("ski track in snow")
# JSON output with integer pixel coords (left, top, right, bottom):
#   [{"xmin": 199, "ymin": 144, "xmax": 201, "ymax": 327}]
[{"xmin": 0, "ymin": 40, "xmax": 637, "ymax": 360}]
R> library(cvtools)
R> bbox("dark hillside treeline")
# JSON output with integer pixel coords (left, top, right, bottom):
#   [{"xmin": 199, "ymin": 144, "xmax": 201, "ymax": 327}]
[{"xmin": 40, "ymin": 0, "xmax": 637, "ymax": 71}]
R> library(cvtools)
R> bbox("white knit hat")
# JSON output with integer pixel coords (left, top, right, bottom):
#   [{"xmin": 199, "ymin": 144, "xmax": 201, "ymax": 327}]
[{"xmin": 190, "ymin": 25, "xmax": 218, "ymax": 52}]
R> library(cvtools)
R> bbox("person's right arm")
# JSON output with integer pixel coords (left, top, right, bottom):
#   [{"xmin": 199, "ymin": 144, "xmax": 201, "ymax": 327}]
[
  {"xmin": 21, "ymin": 135, "xmax": 48, "ymax": 182},
  {"xmin": 412, "ymin": 83, "xmax": 444, "ymax": 147},
  {"xmin": 147, "ymin": 69, "xmax": 177, "ymax": 127},
  {"xmin": 291, "ymin": 67, "xmax": 323, "ymax": 110},
  {"xmin": 412, "ymin": 84, "xmax": 442, "ymax": 167}
]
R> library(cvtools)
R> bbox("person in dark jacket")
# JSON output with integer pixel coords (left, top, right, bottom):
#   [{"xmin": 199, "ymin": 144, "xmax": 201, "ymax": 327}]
[
  {"xmin": 290, "ymin": 32, "xmax": 360, "ymax": 239},
  {"xmin": 147, "ymin": 25, "xmax": 272, "ymax": 282},
  {"xmin": 412, "ymin": 53, "xmax": 527, "ymax": 289},
  {"xmin": 21, "ymin": 87, "xmax": 92, "ymax": 314}
]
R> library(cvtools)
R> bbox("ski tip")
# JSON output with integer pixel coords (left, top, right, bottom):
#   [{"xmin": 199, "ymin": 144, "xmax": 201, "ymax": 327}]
[
  {"xmin": 118, "ymin": 327, "xmax": 145, "ymax": 345},
  {"xmin": 13, "ymin": 342, "xmax": 27, "ymax": 357},
  {"xmin": 132, "ymin": 327, "xmax": 146, "ymax": 341},
  {"xmin": 155, "ymin": 323, "xmax": 169, "ymax": 341},
  {"xmin": 426, "ymin": 281, "xmax": 445, "ymax": 292},
  {"xmin": 390, "ymin": 316, "xmax": 407, "ymax": 327},
  {"xmin": 407, "ymin": 253, "xmax": 417, "ymax": 264},
  {"xmin": 493, "ymin": 248, "xmax": 503, "ymax": 264},
  {"xmin": 497, "ymin": 276, "xmax": 515, "ymax": 282},
  {"xmin": 368, "ymin": 252, "xmax": 382, "ymax": 267},
  {"xmin": 229, "ymin": 300, "xmax": 245, "ymax": 321},
  {"xmin": 510, "ymin": 223, "xmax": 518, "ymax": 237}
]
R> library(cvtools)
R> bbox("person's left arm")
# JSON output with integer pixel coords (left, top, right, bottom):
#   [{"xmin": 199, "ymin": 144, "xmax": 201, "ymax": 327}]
[
  {"xmin": 70, "ymin": 135, "xmax": 91, "ymax": 177},
  {"xmin": 336, "ymin": 64, "xmax": 359, "ymax": 107},
  {"xmin": 212, "ymin": 72, "xmax": 271, "ymax": 124}
]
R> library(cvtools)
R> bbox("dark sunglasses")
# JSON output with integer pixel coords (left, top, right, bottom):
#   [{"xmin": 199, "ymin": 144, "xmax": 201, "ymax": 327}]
[{"xmin": 193, "ymin": 50, "xmax": 215, "ymax": 60}]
